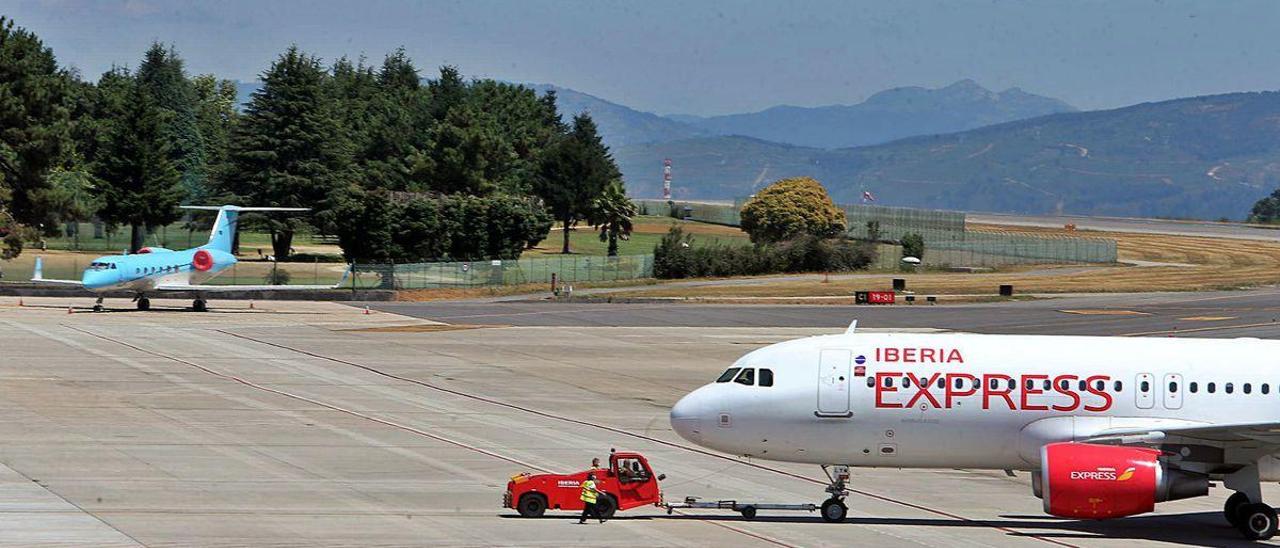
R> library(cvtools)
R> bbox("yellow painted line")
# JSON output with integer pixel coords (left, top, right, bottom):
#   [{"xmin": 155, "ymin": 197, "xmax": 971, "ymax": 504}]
[
  {"xmin": 1177, "ymin": 316, "xmax": 1237, "ymax": 321},
  {"xmin": 1059, "ymin": 309, "xmax": 1150, "ymax": 316}
]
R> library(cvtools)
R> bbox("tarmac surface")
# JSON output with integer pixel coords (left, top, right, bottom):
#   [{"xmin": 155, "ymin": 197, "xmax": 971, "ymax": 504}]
[{"xmin": 2, "ymin": 294, "xmax": 1279, "ymax": 546}]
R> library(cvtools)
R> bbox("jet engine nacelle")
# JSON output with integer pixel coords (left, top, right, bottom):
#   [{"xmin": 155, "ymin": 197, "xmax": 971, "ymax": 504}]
[
  {"xmin": 192, "ymin": 249, "xmax": 215, "ymax": 272},
  {"xmin": 1032, "ymin": 442, "xmax": 1207, "ymax": 519}
]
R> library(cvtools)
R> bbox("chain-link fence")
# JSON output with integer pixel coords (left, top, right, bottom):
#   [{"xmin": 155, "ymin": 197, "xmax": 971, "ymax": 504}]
[
  {"xmin": 633, "ymin": 199, "xmax": 1117, "ymax": 266},
  {"xmin": 351, "ymin": 254, "xmax": 655, "ymax": 289}
]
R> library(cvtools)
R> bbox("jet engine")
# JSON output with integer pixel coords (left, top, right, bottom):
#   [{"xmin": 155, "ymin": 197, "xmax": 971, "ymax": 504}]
[
  {"xmin": 1032, "ymin": 442, "xmax": 1207, "ymax": 519},
  {"xmin": 192, "ymin": 249, "xmax": 215, "ymax": 271}
]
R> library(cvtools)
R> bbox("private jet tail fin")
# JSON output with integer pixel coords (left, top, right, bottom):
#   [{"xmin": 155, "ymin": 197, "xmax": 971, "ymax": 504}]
[{"xmin": 181, "ymin": 205, "xmax": 310, "ymax": 253}]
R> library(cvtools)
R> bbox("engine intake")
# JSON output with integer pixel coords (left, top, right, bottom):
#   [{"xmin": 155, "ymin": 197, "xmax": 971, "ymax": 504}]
[
  {"xmin": 1033, "ymin": 442, "xmax": 1207, "ymax": 519},
  {"xmin": 192, "ymin": 249, "xmax": 214, "ymax": 272}
]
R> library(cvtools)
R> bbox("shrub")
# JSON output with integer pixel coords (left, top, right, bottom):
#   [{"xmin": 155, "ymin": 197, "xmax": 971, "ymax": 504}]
[
  {"xmin": 739, "ymin": 177, "xmax": 847, "ymax": 244},
  {"xmin": 653, "ymin": 226, "xmax": 876, "ymax": 279}
]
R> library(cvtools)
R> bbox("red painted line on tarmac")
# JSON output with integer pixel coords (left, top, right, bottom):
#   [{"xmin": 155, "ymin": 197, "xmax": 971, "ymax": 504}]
[{"xmin": 221, "ymin": 330, "xmax": 1079, "ymax": 548}]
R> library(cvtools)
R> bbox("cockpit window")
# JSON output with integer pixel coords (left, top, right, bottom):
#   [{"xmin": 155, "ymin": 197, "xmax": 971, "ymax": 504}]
[
  {"xmin": 734, "ymin": 368, "xmax": 755, "ymax": 386},
  {"xmin": 759, "ymin": 368, "xmax": 774, "ymax": 387},
  {"xmin": 89, "ymin": 262, "xmax": 115, "ymax": 271},
  {"xmin": 716, "ymin": 368, "xmax": 741, "ymax": 383}
]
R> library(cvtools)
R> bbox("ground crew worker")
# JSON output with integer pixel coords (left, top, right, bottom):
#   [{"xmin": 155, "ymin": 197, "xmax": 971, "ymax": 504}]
[
  {"xmin": 578, "ymin": 473, "xmax": 605, "ymax": 524},
  {"xmin": 590, "ymin": 457, "xmax": 602, "ymax": 470}
]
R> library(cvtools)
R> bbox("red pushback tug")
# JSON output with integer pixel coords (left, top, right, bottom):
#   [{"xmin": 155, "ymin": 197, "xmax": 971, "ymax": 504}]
[
  {"xmin": 505, "ymin": 451, "xmax": 664, "ymax": 518},
  {"xmin": 504, "ymin": 450, "xmax": 821, "ymax": 520}
]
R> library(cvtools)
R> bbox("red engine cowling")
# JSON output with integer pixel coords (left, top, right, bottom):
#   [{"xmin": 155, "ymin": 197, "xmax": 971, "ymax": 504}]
[
  {"xmin": 1034, "ymin": 442, "xmax": 1207, "ymax": 519},
  {"xmin": 192, "ymin": 249, "xmax": 214, "ymax": 272}
]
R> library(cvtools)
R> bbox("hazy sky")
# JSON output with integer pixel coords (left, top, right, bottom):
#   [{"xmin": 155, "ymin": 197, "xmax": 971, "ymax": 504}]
[{"xmin": 8, "ymin": 0, "xmax": 1280, "ymax": 115}]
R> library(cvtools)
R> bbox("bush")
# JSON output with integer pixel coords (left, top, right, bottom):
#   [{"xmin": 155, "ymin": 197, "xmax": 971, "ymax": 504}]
[
  {"xmin": 739, "ymin": 177, "xmax": 847, "ymax": 244},
  {"xmin": 901, "ymin": 232, "xmax": 925, "ymax": 261},
  {"xmin": 654, "ymin": 226, "xmax": 875, "ymax": 279}
]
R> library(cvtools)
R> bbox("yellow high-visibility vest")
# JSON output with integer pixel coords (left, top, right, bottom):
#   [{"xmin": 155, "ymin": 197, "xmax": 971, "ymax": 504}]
[{"xmin": 580, "ymin": 480, "xmax": 598, "ymax": 504}]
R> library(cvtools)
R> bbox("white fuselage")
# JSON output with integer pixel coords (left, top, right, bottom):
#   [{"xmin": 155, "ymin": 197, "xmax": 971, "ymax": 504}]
[{"xmin": 670, "ymin": 332, "xmax": 1280, "ymax": 478}]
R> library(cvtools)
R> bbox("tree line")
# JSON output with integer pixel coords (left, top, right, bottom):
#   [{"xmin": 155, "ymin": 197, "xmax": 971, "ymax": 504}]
[{"xmin": 0, "ymin": 16, "xmax": 629, "ymax": 263}]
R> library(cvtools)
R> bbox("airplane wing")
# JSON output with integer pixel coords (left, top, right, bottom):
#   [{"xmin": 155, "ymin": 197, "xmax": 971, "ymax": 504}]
[
  {"xmin": 1084, "ymin": 421, "xmax": 1280, "ymax": 446},
  {"xmin": 155, "ymin": 265, "xmax": 352, "ymax": 292},
  {"xmin": 30, "ymin": 257, "xmax": 84, "ymax": 287}
]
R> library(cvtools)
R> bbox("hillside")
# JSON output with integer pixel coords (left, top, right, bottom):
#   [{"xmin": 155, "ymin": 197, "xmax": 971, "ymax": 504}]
[
  {"xmin": 670, "ymin": 80, "xmax": 1076, "ymax": 149},
  {"xmin": 616, "ymin": 91, "xmax": 1280, "ymax": 219},
  {"xmin": 524, "ymin": 83, "xmax": 707, "ymax": 147}
]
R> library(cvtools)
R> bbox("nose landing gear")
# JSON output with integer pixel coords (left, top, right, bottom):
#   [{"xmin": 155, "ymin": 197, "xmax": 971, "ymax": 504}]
[
  {"xmin": 192, "ymin": 298, "xmax": 207, "ymax": 312},
  {"xmin": 819, "ymin": 464, "xmax": 850, "ymax": 523}
]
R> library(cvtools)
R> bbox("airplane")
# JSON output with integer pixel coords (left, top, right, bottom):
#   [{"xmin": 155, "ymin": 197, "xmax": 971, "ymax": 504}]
[
  {"xmin": 32, "ymin": 205, "xmax": 350, "ymax": 312},
  {"xmin": 670, "ymin": 325, "xmax": 1280, "ymax": 540}
]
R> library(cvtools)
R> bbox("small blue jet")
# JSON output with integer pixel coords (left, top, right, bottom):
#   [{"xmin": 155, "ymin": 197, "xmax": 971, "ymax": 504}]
[{"xmin": 33, "ymin": 205, "xmax": 350, "ymax": 311}]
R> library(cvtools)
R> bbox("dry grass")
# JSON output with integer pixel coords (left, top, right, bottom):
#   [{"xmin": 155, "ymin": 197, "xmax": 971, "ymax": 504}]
[{"xmin": 606, "ymin": 225, "xmax": 1280, "ymax": 299}]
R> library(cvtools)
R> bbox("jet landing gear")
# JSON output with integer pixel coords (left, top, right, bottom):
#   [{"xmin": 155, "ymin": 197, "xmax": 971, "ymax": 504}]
[
  {"xmin": 1224, "ymin": 466, "xmax": 1277, "ymax": 540},
  {"xmin": 192, "ymin": 298, "xmax": 208, "ymax": 312},
  {"xmin": 133, "ymin": 295, "xmax": 150, "ymax": 311},
  {"xmin": 819, "ymin": 465, "xmax": 850, "ymax": 523},
  {"xmin": 93, "ymin": 297, "xmax": 104, "ymax": 313}
]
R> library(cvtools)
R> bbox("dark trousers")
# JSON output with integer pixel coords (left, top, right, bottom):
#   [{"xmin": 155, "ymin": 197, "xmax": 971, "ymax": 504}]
[{"xmin": 579, "ymin": 501, "xmax": 602, "ymax": 523}]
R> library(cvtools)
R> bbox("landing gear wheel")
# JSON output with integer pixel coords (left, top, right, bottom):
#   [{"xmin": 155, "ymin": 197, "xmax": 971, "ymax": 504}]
[
  {"xmin": 193, "ymin": 299, "xmax": 207, "ymax": 312},
  {"xmin": 136, "ymin": 297, "xmax": 150, "ymax": 311},
  {"xmin": 1227, "ymin": 491, "xmax": 1250, "ymax": 527},
  {"xmin": 1237, "ymin": 503, "xmax": 1278, "ymax": 540},
  {"xmin": 93, "ymin": 304, "xmax": 103, "ymax": 313},
  {"xmin": 516, "ymin": 494, "xmax": 546, "ymax": 518},
  {"xmin": 740, "ymin": 505, "xmax": 757, "ymax": 520},
  {"xmin": 820, "ymin": 498, "xmax": 847, "ymax": 523},
  {"xmin": 596, "ymin": 495, "xmax": 617, "ymax": 520}
]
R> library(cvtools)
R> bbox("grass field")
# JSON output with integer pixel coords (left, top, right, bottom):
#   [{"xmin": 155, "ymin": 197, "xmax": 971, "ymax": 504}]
[
  {"xmin": 523, "ymin": 215, "xmax": 749, "ymax": 256},
  {"xmin": 602, "ymin": 224, "xmax": 1280, "ymax": 299}
]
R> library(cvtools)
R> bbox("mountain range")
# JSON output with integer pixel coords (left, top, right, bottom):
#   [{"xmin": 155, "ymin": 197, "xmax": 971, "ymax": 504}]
[{"xmin": 614, "ymin": 91, "xmax": 1280, "ymax": 219}]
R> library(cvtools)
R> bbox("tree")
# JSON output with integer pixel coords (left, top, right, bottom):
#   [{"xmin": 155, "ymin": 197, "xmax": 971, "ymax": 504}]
[
  {"xmin": 0, "ymin": 16, "xmax": 75, "ymax": 254},
  {"xmin": 588, "ymin": 180, "xmax": 635, "ymax": 256},
  {"xmin": 135, "ymin": 43, "xmax": 206, "ymax": 203},
  {"xmin": 191, "ymin": 73, "xmax": 238, "ymax": 199},
  {"xmin": 534, "ymin": 114, "xmax": 620, "ymax": 253},
  {"xmin": 1248, "ymin": 188, "xmax": 1280, "ymax": 223},
  {"xmin": 225, "ymin": 46, "xmax": 352, "ymax": 260},
  {"xmin": 739, "ymin": 177, "xmax": 847, "ymax": 244},
  {"xmin": 91, "ymin": 67, "xmax": 185, "ymax": 252},
  {"xmin": 901, "ymin": 232, "xmax": 925, "ymax": 261}
]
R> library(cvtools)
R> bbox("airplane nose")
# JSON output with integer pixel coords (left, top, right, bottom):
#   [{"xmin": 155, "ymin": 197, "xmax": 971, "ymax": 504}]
[{"xmin": 670, "ymin": 391, "xmax": 706, "ymax": 443}]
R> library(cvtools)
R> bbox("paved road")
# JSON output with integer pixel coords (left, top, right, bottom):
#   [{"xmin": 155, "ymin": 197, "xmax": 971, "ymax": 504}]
[
  {"xmin": 970, "ymin": 212, "xmax": 1280, "ymax": 241},
  {"xmin": 368, "ymin": 289, "xmax": 1280, "ymax": 338}
]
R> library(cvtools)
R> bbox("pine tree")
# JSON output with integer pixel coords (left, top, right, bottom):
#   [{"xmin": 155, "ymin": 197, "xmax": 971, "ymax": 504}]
[
  {"xmin": 534, "ymin": 114, "xmax": 620, "ymax": 254},
  {"xmin": 0, "ymin": 16, "xmax": 75, "ymax": 257},
  {"xmin": 135, "ymin": 43, "xmax": 206, "ymax": 203},
  {"xmin": 91, "ymin": 68, "xmax": 185, "ymax": 252},
  {"xmin": 226, "ymin": 46, "xmax": 351, "ymax": 260}
]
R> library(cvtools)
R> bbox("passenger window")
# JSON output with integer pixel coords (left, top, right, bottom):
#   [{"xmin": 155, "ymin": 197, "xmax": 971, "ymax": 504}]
[
  {"xmin": 1094, "ymin": 380, "xmax": 1104, "ymax": 391},
  {"xmin": 1114, "ymin": 381, "xmax": 1123, "ymax": 392},
  {"xmin": 1225, "ymin": 383, "xmax": 1234, "ymax": 394},
  {"xmin": 1189, "ymin": 382, "xmax": 1198, "ymax": 393},
  {"xmin": 1058, "ymin": 379, "xmax": 1069, "ymax": 390},
  {"xmin": 1025, "ymin": 379, "xmax": 1034, "ymax": 390},
  {"xmin": 1244, "ymin": 383, "xmax": 1252, "ymax": 395},
  {"xmin": 884, "ymin": 376, "xmax": 893, "ymax": 388},
  {"xmin": 936, "ymin": 378, "xmax": 944, "ymax": 389},
  {"xmin": 716, "ymin": 368, "xmax": 741, "ymax": 383},
  {"xmin": 954, "ymin": 378, "xmax": 964, "ymax": 389},
  {"xmin": 1140, "ymin": 380, "xmax": 1150, "ymax": 392},
  {"xmin": 1264, "ymin": 384, "xmax": 1271, "ymax": 395},
  {"xmin": 1042, "ymin": 379, "xmax": 1050, "ymax": 390},
  {"xmin": 1078, "ymin": 380, "xmax": 1086, "ymax": 391},
  {"xmin": 989, "ymin": 378, "xmax": 998, "ymax": 390},
  {"xmin": 734, "ymin": 368, "xmax": 755, "ymax": 386},
  {"xmin": 1168, "ymin": 381, "xmax": 1178, "ymax": 394},
  {"xmin": 759, "ymin": 369, "xmax": 774, "ymax": 387},
  {"xmin": 866, "ymin": 377, "xmax": 875, "ymax": 388},
  {"xmin": 1208, "ymin": 382, "xmax": 1216, "ymax": 393},
  {"xmin": 901, "ymin": 377, "xmax": 910, "ymax": 387},
  {"xmin": 1006, "ymin": 378, "xmax": 1015, "ymax": 391}
]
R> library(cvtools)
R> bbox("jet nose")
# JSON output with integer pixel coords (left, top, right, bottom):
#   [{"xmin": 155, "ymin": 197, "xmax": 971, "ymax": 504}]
[{"xmin": 670, "ymin": 390, "xmax": 707, "ymax": 443}]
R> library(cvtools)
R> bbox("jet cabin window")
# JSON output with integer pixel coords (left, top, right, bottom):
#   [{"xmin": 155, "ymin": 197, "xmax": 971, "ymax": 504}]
[{"xmin": 716, "ymin": 368, "xmax": 741, "ymax": 383}]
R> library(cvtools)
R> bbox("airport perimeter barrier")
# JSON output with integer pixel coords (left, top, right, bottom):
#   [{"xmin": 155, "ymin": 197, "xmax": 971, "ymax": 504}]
[
  {"xmin": 633, "ymin": 198, "xmax": 1117, "ymax": 266},
  {"xmin": 349, "ymin": 254, "xmax": 656, "ymax": 289}
]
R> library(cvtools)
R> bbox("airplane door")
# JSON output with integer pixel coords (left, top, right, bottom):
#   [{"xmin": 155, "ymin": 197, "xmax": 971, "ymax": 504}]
[
  {"xmin": 1162, "ymin": 373, "xmax": 1183, "ymax": 410},
  {"xmin": 817, "ymin": 349, "xmax": 852, "ymax": 417},
  {"xmin": 1135, "ymin": 373, "xmax": 1155, "ymax": 410}
]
